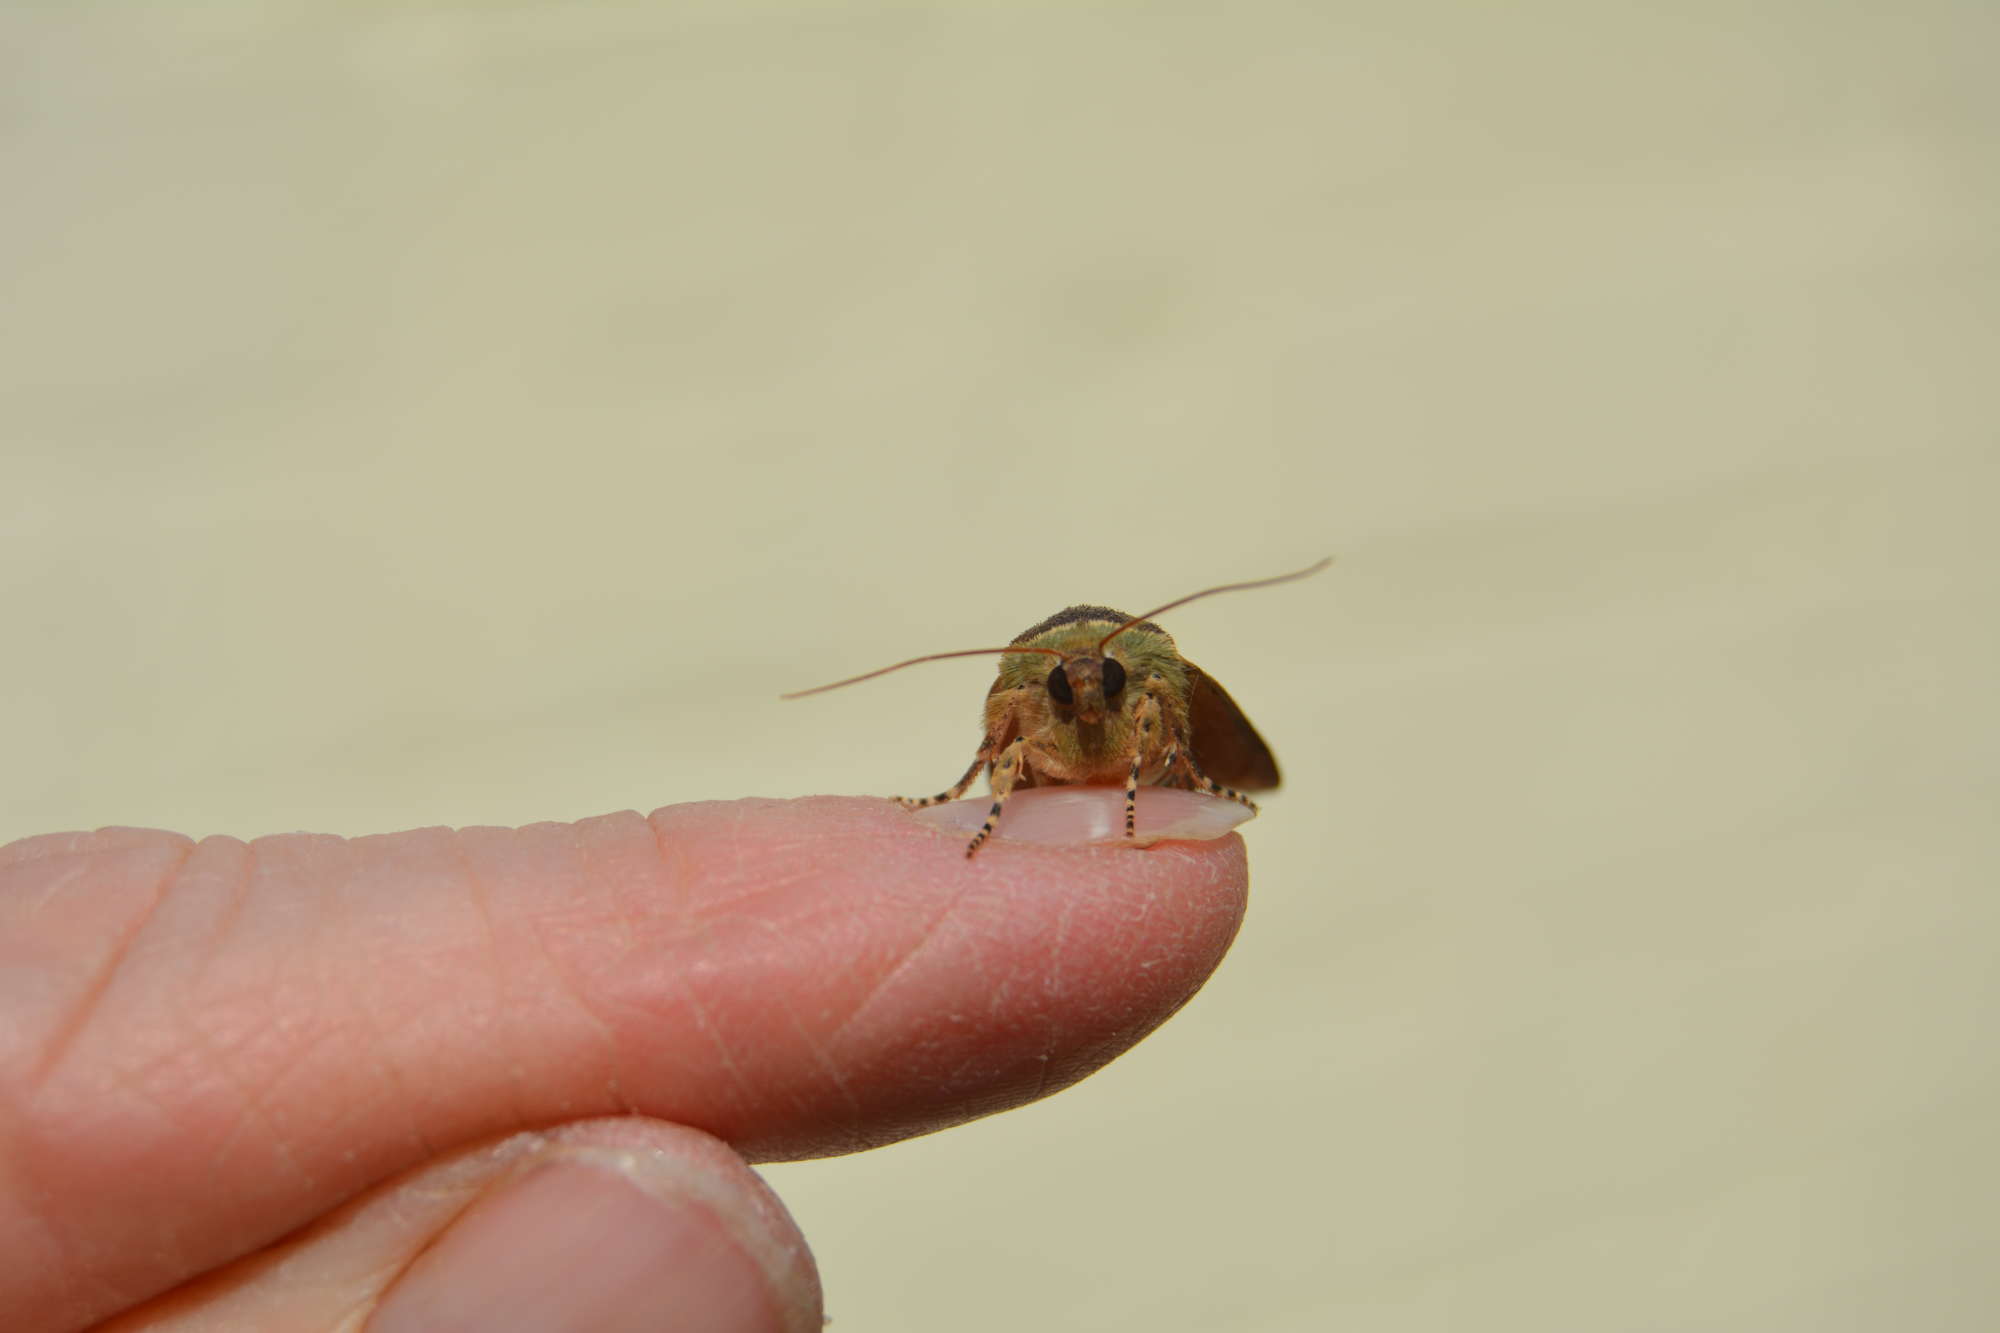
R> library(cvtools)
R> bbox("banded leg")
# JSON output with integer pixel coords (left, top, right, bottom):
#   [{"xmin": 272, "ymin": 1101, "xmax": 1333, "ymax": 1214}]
[
  {"xmin": 1168, "ymin": 746, "xmax": 1259, "ymax": 813},
  {"xmin": 965, "ymin": 736, "xmax": 1029, "ymax": 857},
  {"xmin": 1126, "ymin": 693, "xmax": 1167, "ymax": 839},
  {"xmin": 895, "ymin": 749, "xmax": 989, "ymax": 810}
]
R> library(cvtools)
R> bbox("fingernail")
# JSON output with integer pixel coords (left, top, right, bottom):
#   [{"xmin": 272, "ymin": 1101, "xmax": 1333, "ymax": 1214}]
[
  {"xmin": 909, "ymin": 785, "xmax": 1254, "ymax": 846},
  {"xmin": 369, "ymin": 1152, "xmax": 808, "ymax": 1333}
]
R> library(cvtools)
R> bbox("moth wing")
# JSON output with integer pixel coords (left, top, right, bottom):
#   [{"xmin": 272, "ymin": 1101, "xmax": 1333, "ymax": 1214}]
[{"xmin": 1184, "ymin": 662, "xmax": 1282, "ymax": 792}]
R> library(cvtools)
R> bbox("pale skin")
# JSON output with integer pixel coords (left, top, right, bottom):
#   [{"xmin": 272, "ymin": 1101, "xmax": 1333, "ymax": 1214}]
[{"xmin": 0, "ymin": 795, "xmax": 1248, "ymax": 1331}]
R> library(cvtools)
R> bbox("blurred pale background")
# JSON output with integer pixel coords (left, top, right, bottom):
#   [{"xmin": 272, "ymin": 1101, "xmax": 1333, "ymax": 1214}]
[{"xmin": 4, "ymin": 3, "xmax": 1996, "ymax": 1329}]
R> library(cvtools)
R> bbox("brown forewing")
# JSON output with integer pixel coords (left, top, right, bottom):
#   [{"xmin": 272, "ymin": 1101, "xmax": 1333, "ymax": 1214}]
[{"xmin": 1184, "ymin": 663, "xmax": 1282, "ymax": 791}]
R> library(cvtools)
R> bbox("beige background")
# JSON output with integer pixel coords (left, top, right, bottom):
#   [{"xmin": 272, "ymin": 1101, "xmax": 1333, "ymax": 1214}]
[{"xmin": 4, "ymin": 3, "xmax": 1997, "ymax": 1329}]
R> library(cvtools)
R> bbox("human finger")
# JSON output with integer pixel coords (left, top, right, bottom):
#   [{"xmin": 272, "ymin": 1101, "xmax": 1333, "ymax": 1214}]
[{"xmin": 2, "ymin": 793, "xmax": 1247, "ymax": 1329}]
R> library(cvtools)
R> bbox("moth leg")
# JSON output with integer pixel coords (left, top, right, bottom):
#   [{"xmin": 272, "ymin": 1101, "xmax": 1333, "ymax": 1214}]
[
  {"xmin": 895, "ymin": 749, "xmax": 989, "ymax": 810},
  {"xmin": 1126, "ymin": 691, "xmax": 1168, "ymax": 839},
  {"xmin": 1169, "ymin": 745, "xmax": 1260, "ymax": 813},
  {"xmin": 966, "ymin": 736, "xmax": 1030, "ymax": 857}
]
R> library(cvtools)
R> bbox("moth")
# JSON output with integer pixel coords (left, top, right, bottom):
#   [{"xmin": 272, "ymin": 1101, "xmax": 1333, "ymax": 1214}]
[{"xmin": 786, "ymin": 557, "xmax": 1329, "ymax": 856}]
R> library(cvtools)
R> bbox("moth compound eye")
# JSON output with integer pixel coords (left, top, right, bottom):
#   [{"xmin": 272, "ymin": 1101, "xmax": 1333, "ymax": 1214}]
[
  {"xmin": 1046, "ymin": 664, "xmax": 1075, "ymax": 705},
  {"xmin": 1101, "ymin": 656, "xmax": 1127, "ymax": 696}
]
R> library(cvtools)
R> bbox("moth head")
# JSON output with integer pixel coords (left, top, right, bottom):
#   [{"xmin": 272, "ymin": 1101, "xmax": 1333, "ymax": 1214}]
[{"xmin": 1046, "ymin": 653, "xmax": 1128, "ymax": 725}]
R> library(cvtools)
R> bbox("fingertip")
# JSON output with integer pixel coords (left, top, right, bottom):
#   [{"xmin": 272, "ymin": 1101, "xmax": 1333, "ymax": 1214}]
[{"xmin": 640, "ymin": 795, "xmax": 1250, "ymax": 1159}]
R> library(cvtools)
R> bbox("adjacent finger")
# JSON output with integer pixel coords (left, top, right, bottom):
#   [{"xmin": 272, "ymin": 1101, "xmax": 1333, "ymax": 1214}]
[
  {"xmin": 104, "ymin": 1118, "xmax": 821, "ymax": 1333},
  {"xmin": 1, "ymin": 795, "xmax": 1247, "ymax": 1330}
]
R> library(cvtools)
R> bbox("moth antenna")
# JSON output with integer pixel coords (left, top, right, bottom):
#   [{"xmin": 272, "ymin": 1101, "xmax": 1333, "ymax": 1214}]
[
  {"xmin": 1096, "ymin": 556, "xmax": 1334, "ymax": 653},
  {"xmin": 782, "ymin": 645, "xmax": 1064, "ymax": 699}
]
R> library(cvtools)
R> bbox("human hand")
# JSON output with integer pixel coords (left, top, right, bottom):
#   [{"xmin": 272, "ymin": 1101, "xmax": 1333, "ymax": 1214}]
[{"xmin": 2, "ymin": 793, "xmax": 1247, "ymax": 1331}]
